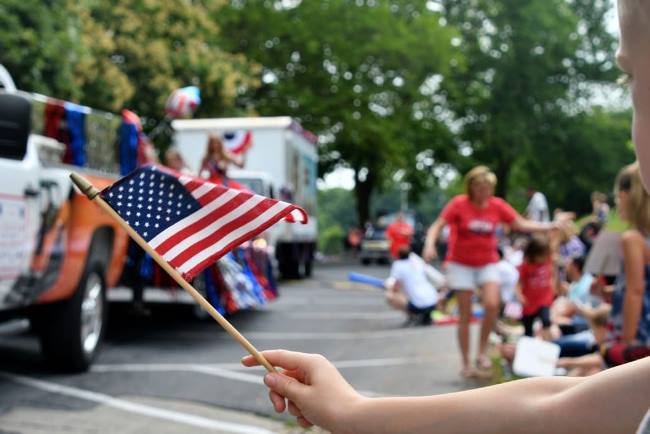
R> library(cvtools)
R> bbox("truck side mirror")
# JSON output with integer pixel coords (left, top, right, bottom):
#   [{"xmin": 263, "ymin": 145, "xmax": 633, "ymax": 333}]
[{"xmin": 0, "ymin": 93, "xmax": 32, "ymax": 160}]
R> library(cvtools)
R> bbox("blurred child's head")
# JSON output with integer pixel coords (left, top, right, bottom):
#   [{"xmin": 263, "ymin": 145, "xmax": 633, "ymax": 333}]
[
  {"xmin": 559, "ymin": 222, "xmax": 579, "ymax": 243},
  {"xmin": 591, "ymin": 191, "xmax": 607, "ymax": 206},
  {"xmin": 165, "ymin": 147, "xmax": 185, "ymax": 171},
  {"xmin": 397, "ymin": 245, "xmax": 411, "ymax": 260},
  {"xmin": 566, "ymin": 256, "xmax": 586, "ymax": 281},
  {"xmin": 524, "ymin": 235, "xmax": 552, "ymax": 264},
  {"xmin": 615, "ymin": 162, "xmax": 650, "ymax": 233}
]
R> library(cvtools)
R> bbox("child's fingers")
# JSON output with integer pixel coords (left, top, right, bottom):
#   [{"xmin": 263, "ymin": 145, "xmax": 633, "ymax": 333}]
[
  {"xmin": 264, "ymin": 372, "xmax": 310, "ymax": 404},
  {"xmin": 297, "ymin": 416, "xmax": 313, "ymax": 429},
  {"xmin": 242, "ymin": 350, "xmax": 324, "ymax": 372},
  {"xmin": 269, "ymin": 390, "xmax": 286, "ymax": 413},
  {"xmin": 287, "ymin": 400, "xmax": 302, "ymax": 417},
  {"xmin": 241, "ymin": 355, "xmax": 259, "ymax": 367},
  {"xmin": 282, "ymin": 368, "xmax": 306, "ymax": 383}
]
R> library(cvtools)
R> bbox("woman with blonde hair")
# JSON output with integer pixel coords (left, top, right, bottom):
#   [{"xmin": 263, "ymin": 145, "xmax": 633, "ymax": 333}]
[
  {"xmin": 200, "ymin": 133, "xmax": 246, "ymax": 185},
  {"xmin": 608, "ymin": 163, "xmax": 650, "ymax": 353},
  {"xmin": 423, "ymin": 165, "xmax": 564, "ymax": 377}
]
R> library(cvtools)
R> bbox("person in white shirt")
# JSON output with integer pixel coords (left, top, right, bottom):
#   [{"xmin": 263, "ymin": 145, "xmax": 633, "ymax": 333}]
[
  {"xmin": 385, "ymin": 246, "xmax": 439, "ymax": 325},
  {"xmin": 496, "ymin": 248, "xmax": 520, "ymax": 305},
  {"xmin": 526, "ymin": 187, "xmax": 550, "ymax": 222}
]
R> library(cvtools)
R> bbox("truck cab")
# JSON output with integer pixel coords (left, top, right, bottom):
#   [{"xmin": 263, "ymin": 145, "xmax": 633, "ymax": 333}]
[{"xmin": 0, "ymin": 70, "xmax": 128, "ymax": 372}]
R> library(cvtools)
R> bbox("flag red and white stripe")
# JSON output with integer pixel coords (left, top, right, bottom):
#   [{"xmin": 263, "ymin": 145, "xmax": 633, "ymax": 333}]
[{"xmin": 101, "ymin": 165, "xmax": 307, "ymax": 280}]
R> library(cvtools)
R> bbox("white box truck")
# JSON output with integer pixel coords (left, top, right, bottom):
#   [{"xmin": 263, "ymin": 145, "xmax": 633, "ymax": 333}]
[{"xmin": 171, "ymin": 117, "xmax": 318, "ymax": 278}]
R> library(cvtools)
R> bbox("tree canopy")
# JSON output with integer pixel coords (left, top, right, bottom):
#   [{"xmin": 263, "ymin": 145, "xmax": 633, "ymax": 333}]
[
  {"xmin": 0, "ymin": 0, "xmax": 633, "ymax": 223},
  {"xmin": 0, "ymin": 0, "xmax": 258, "ymax": 119},
  {"xmin": 219, "ymin": 0, "xmax": 461, "ymax": 224},
  {"xmin": 438, "ymin": 0, "xmax": 631, "ymax": 210}
]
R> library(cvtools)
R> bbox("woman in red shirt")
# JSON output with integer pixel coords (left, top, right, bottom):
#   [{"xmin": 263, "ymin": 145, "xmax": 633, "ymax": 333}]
[{"xmin": 423, "ymin": 166, "xmax": 561, "ymax": 377}]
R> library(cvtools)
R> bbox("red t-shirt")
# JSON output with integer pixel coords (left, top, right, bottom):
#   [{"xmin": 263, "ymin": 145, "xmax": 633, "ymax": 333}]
[
  {"xmin": 441, "ymin": 195, "xmax": 517, "ymax": 266},
  {"xmin": 385, "ymin": 221, "xmax": 413, "ymax": 259},
  {"xmin": 517, "ymin": 259, "xmax": 555, "ymax": 315}
]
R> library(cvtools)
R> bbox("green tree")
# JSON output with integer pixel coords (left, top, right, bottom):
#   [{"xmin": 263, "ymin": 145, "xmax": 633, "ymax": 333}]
[
  {"xmin": 219, "ymin": 1, "xmax": 460, "ymax": 225},
  {"xmin": 83, "ymin": 0, "xmax": 260, "ymax": 121},
  {"xmin": 0, "ymin": 0, "xmax": 89, "ymax": 100},
  {"xmin": 317, "ymin": 187, "xmax": 357, "ymax": 254},
  {"xmin": 439, "ymin": 0, "xmax": 620, "ymax": 199},
  {"xmin": 511, "ymin": 108, "xmax": 634, "ymax": 214},
  {"xmin": 1, "ymin": 1, "xmax": 259, "ymax": 127}
]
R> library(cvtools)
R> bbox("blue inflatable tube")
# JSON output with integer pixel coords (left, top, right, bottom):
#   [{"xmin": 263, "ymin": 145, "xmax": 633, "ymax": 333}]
[{"xmin": 348, "ymin": 272, "xmax": 385, "ymax": 289}]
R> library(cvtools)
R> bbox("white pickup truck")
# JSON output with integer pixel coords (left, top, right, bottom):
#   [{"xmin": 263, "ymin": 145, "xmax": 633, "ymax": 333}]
[
  {"xmin": 172, "ymin": 117, "xmax": 318, "ymax": 278},
  {"xmin": 0, "ymin": 67, "xmax": 129, "ymax": 372}
]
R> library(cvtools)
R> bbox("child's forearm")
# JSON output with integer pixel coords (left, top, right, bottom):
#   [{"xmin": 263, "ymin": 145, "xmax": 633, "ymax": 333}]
[
  {"xmin": 349, "ymin": 377, "xmax": 582, "ymax": 434},
  {"xmin": 622, "ymin": 289, "xmax": 643, "ymax": 342},
  {"xmin": 348, "ymin": 360, "xmax": 649, "ymax": 434}
]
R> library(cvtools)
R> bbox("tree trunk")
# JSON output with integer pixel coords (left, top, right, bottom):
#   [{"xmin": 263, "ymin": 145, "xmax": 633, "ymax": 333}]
[
  {"xmin": 353, "ymin": 167, "xmax": 376, "ymax": 227},
  {"xmin": 494, "ymin": 158, "xmax": 512, "ymax": 200}
]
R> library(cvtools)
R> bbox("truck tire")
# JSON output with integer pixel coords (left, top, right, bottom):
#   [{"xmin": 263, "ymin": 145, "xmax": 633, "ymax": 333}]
[
  {"xmin": 303, "ymin": 256, "xmax": 313, "ymax": 278},
  {"xmin": 302, "ymin": 243, "xmax": 314, "ymax": 278},
  {"xmin": 33, "ymin": 262, "xmax": 107, "ymax": 372},
  {"xmin": 278, "ymin": 243, "xmax": 300, "ymax": 279}
]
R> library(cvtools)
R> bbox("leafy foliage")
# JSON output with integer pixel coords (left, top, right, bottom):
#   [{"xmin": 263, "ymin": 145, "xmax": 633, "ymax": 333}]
[
  {"xmin": 439, "ymin": 0, "xmax": 623, "ymax": 201},
  {"xmin": 0, "ymin": 0, "xmax": 632, "ymax": 228},
  {"xmin": 0, "ymin": 1, "xmax": 259, "ymax": 121},
  {"xmin": 219, "ymin": 0, "xmax": 460, "ymax": 224}
]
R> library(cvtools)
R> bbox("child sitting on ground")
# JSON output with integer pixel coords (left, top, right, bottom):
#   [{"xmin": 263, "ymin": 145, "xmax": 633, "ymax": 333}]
[
  {"xmin": 385, "ymin": 246, "xmax": 439, "ymax": 326},
  {"xmin": 516, "ymin": 235, "xmax": 556, "ymax": 340}
]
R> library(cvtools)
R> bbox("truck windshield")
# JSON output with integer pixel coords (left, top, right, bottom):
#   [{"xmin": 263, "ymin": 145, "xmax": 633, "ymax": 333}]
[{"xmin": 232, "ymin": 177, "xmax": 266, "ymax": 196}]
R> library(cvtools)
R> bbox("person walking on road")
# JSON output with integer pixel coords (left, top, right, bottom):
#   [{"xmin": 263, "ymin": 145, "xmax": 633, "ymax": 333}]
[
  {"xmin": 385, "ymin": 211, "xmax": 414, "ymax": 260},
  {"xmin": 423, "ymin": 166, "xmax": 565, "ymax": 377}
]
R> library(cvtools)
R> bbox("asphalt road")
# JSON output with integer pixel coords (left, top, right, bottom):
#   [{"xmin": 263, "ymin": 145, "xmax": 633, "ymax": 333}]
[{"xmin": 0, "ymin": 261, "xmax": 482, "ymax": 433}]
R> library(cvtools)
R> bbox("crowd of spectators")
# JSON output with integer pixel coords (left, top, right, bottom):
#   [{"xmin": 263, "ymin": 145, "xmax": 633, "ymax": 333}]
[{"xmin": 495, "ymin": 163, "xmax": 650, "ymax": 376}]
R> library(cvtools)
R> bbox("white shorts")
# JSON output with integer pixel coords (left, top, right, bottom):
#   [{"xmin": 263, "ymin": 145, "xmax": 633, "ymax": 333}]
[{"xmin": 446, "ymin": 262, "xmax": 500, "ymax": 291}]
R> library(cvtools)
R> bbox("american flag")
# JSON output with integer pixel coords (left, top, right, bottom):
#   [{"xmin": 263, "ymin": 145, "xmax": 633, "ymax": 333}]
[{"xmin": 101, "ymin": 165, "xmax": 307, "ymax": 280}]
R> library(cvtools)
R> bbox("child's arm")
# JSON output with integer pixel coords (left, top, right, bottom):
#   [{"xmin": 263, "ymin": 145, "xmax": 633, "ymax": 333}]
[
  {"xmin": 551, "ymin": 260, "xmax": 561, "ymax": 296},
  {"xmin": 516, "ymin": 281, "xmax": 526, "ymax": 305},
  {"xmin": 621, "ymin": 231, "xmax": 646, "ymax": 343},
  {"xmin": 515, "ymin": 264, "xmax": 526, "ymax": 304},
  {"xmin": 242, "ymin": 350, "xmax": 650, "ymax": 434}
]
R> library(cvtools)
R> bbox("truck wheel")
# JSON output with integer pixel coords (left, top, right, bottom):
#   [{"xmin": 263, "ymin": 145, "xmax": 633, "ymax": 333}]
[
  {"xmin": 281, "ymin": 259, "xmax": 300, "ymax": 279},
  {"xmin": 278, "ymin": 244, "xmax": 300, "ymax": 279},
  {"xmin": 33, "ymin": 263, "xmax": 107, "ymax": 372}
]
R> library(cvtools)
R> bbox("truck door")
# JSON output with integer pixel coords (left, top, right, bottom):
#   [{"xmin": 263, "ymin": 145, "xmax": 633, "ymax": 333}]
[{"xmin": 0, "ymin": 92, "xmax": 41, "ymax": 307}]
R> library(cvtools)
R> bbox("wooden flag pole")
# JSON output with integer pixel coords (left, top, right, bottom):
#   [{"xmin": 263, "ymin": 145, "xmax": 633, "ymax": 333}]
[{"xmin": 70, "ymin": 172, "xmax": 276, "ymax": 373}]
